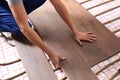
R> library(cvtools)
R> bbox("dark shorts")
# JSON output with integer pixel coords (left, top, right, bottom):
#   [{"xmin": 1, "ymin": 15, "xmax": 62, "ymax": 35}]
[{"xmin": 0, "ymin": 0, "xmax": 46, "ymax": 35}]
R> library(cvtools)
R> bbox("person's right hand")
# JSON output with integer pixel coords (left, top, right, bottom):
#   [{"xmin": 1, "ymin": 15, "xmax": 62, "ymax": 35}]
[{"xmin": 49, "ymin": 54, "xmax": 66, "ymax": 69}]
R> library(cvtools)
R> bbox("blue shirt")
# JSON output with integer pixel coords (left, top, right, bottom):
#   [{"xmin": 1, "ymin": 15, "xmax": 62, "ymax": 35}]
[
  {"xmin": 0, "ymin": 0, "xmax": 46, "ymax": 13},
  {"xmin": 0, "ymin": 0, "xmax": 46, "ymax": 35}
]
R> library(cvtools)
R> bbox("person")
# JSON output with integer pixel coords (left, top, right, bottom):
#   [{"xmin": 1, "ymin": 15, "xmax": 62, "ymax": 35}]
[{"xmin": 0, "ymin": 0, "xmax": 96, "ymax": 68}]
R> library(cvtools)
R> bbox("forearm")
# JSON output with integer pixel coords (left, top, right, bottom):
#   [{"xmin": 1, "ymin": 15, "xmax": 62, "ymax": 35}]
[
  {"xmin": 7, "ymin": 0, "xmax": 55, "ymax": 57},
  {"xmin": 21, "ymin": 25, "xmax": 55, "ymax": 57},
  {"xmin": 50, "ymin": 0, "xmax": 78, "ymax": 35}
]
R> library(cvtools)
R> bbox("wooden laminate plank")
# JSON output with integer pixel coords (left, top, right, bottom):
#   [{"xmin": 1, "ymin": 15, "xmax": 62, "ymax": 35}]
[
  {"xmin": 29, "ymin": 1, "xmax": 99, "ymax": 80},
  {"xmin": 30, "ymin": 0, "xmax": 120, "ymax": 67},
  {"xmin": 28, "ymin": 0, "xmax": 120, "ymax": 80},
  {"xmin": 14, "ymin": 36, "xmax": 57, "ymax": 80}
]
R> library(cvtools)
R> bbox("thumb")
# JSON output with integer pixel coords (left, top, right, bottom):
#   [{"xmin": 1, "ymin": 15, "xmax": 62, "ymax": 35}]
[{"xmin": 76, "ymin": 39, "xmax": 83, "ymax": 46}]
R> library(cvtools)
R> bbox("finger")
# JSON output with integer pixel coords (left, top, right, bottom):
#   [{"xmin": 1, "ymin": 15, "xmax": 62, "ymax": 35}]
[
  {"xmin": 55, "ymin": 64, "xmax": 60, "ymax": 69},
  {"xmin": 54, "ymin": 56, "xmax": 66, "ymax": 69},
  {"xmin": 76, "ymin": 39, "xmax": 83, "ymax": 46},
  {"xmin": 58, "ymin": 56, "xmax": 66, "ymax": 61},
  {"xmin": 88, "ymin": 37, "xmax": 97, "ymax": 41},
  {"xmin": 87, "ymin": 38, "xmax": 95, "ymax": 42},
  {"xmin": 86, "ymin": 31, "xmax": 93, "ymax": 34},
  {"xmin": 88, "ymin": 35, "xmax": 96, "ymax": 38}
]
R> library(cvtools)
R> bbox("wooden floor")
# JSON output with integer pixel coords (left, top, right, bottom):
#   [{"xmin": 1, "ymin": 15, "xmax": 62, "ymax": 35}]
[{"xmin": 14, "ymin": 0, "xmax": 120, "ymax": 80}]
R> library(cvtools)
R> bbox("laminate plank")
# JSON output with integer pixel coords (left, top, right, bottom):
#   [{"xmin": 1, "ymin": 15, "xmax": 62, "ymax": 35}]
[
  {"xmin": 14, "ymin": 36, "xmax": 57, "ymax": 80},
  {"xmin": 29, "ymin": 0, "xmax": 120, "ymax": 67},
  {"xmin": 28, "ymin": 0, "xmax": 120, "ymax": 80},
  {"xmin": 29, "ymin": 1, "xmax": 99, "ymax": 80}
]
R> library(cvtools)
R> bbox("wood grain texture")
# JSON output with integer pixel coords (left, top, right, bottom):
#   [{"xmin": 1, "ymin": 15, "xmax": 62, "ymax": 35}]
[
  {"xmin": 29, "ymin": 0, "xmax": 98, "ymax": 80},
  {"xmin": 29, "ymin": 0, "xmax": 120, "ymax": 80},
  {"xmin": 14, "ymin": 38, "xmax": 57, "ymax": 80},
  {"xmin": 29, "ymin": 0, "xmax": 120, "ymax": 66},
  {"xmin": 61, "ymin": 0, "xmax": 120, "ymax": 66},
  {"xmin": 14, "ymin": 0, "xmax": 120, "ymax": 80}
]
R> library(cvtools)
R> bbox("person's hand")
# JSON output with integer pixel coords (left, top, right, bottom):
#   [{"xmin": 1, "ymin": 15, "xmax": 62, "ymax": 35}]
[
  {"xmin": 74, "ymin": 31, "xmax": 96, "ymax": 46},
  {"xmin": 49, "ymin": 53, "xmax": 66, "ymax": 69}
]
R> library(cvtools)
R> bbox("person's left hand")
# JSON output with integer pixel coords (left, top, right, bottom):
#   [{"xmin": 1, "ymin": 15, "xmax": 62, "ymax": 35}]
[{"xmin": 74, "ymin": 31, "xmax": 97, "ymax": 46}]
